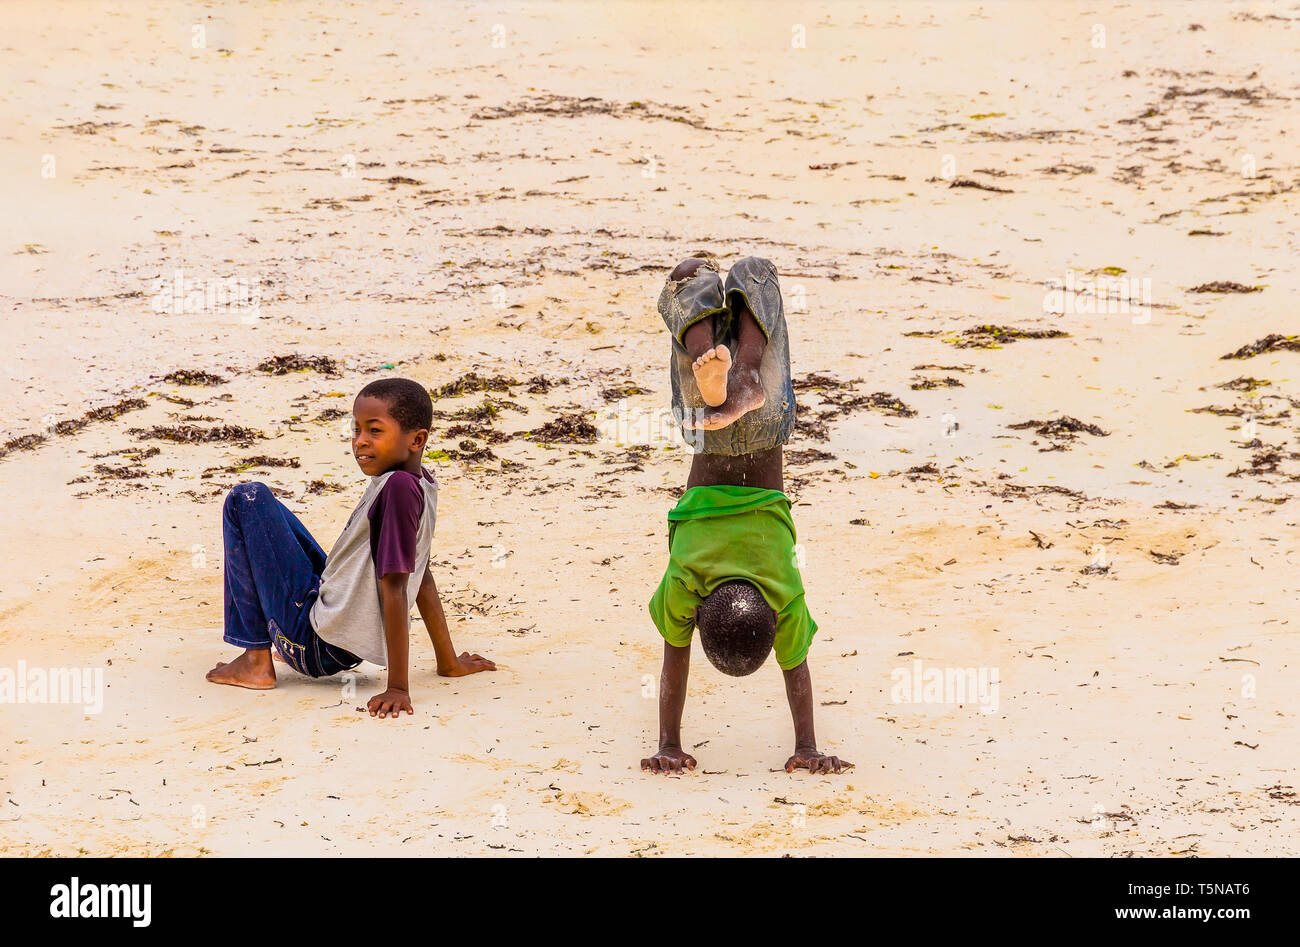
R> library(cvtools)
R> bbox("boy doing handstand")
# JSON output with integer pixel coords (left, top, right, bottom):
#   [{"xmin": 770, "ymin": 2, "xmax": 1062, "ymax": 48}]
[{"xmin": 644, "ymin": 256, "xmax": 851, "ymax": 775}]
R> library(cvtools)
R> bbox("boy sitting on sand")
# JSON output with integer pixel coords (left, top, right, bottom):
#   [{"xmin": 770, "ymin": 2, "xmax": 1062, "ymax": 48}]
[
  {"xmin": 643, "ymin": 256, "xmax": 851, "ymax": 775},
  {"xmin": 206, "ymin": 378, "xmax": 495, "ymax": 717}
]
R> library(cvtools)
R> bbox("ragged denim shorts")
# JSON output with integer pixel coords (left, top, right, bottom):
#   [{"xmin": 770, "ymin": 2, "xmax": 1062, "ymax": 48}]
[{"xmin": 656, "ymin": 256, "xmax": 796, "ymax": 456}]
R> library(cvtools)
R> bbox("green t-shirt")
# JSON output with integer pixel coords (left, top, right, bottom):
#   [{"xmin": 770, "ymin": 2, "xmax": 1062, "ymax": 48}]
[{"xmin": 648, "ymin": 485, "xmax": 816, "ymax": 670}]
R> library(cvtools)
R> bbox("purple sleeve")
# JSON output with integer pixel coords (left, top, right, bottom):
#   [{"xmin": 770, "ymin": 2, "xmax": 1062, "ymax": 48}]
[{"xmin": 367, "ymin": 472, "xmax": 424, "ymax": 578}]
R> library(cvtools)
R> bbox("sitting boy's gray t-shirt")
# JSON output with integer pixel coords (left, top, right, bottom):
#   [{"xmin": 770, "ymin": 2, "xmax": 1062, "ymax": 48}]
[{"xmin": 310, "ymin": 467, "xmax": 438, "ymax": 665}]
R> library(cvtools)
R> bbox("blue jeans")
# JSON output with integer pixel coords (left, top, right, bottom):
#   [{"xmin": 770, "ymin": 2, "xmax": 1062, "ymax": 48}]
[
  {"xmin": 656, "ymin": 256, "xmax": 797, "ymax": 456},
  {"xmin": 222, "ymin": 482, "xmax": 360, "ymax": 678}
]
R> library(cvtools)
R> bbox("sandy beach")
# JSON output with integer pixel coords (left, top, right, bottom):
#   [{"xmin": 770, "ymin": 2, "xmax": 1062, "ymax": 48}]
[{"xmin": 2, "ymin": 0, "xmax": 1298, "ymax": 856}]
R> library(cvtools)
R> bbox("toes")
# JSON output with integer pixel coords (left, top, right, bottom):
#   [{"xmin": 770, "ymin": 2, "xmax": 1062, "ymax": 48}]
[
  {"xmin": 694, "ymin": 408, "xmax": 731, "ymax": 431},
  {"xmin": 692, "ymin": 346, "xmax": 731, "ymax": 371}
]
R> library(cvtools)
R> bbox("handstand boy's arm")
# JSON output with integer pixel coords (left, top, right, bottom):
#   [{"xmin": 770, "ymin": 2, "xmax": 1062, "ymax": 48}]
[
  {"xmin": 415, "ymin": 566, "xmax": 496, "ymax": 677},
  {"xmin": 368, "ymin": 572, "xmax": 413, "ymax": 718},
  {"xmin": 781, "ymin": 660, "xmax": 852, "ymax": 774},
  {"xmin": 641, "ymin": 641, "xmax": 696, "ymax": 774}
]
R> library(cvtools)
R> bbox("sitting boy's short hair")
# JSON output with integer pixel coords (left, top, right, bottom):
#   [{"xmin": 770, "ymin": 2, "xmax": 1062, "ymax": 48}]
[
  {"xmin": 358, "ymin": 378, "xmax": 433, "ymax": 432},
  {"xmin": 695, "ymin": 580, "xmax": 776, "ymax": 677}
]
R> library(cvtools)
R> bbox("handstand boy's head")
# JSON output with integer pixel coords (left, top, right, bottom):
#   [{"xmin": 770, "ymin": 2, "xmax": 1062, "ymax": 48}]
[
  {"xmin": 695, "ymin": 580, "xmax": 776, "ymax": 677},
  {"xmin": 352, "ymin": 378, "xmax": 432, "ymax": 476}
]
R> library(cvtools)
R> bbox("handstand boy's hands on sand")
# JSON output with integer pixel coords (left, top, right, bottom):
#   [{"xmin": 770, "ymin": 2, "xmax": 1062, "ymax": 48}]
[
  {"xmin": 206, "ymin": 378, "xmax": 494, "ymax": 719},
  {"xmin": 643, "ymin": 256, "xmax": 852, "ymax": 775}
]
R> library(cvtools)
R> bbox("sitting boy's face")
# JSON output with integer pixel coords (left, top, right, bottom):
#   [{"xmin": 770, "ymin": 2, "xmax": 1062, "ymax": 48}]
[{"xmin": 351, "ymin": 394, "xmax": 426, "ymax": 476}]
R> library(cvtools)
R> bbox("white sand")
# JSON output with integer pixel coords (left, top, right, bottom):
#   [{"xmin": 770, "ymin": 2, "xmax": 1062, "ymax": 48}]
[{"xmin": 1, "ymin": 0, "xmax": 1298, "ymax": 855}]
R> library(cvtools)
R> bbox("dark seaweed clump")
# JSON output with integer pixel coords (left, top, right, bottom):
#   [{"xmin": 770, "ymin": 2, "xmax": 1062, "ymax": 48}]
[
  {"xmin": 911, "ymin": 376, "xmax": 963, "ymax": 390},
  {"xmin": 821, "ymin": 391, "xmax": 917, "ymax": 419},
  {"xmin": 163, "ymin": 369, "xmax": 227, "ymax": 386},
  {"xmin": 526, "ymin": 375, "xmax": 566, "ymax": 394},
  {"xmin": 792, "ymin": 372, "xmax": 856, "ymax": 391},
  {"xmin": 600, "ymin": 383, "xmax": 651, "ymax": 402},
  {"xmin": 788, "ymin": 376, "xmax": 916, "ymax": 434},
  {"xmin": 1221, "ymin": 335, "xmax": 1300, "ymax": 360},
  {"xmin": 1216, "ymin": 376, "xmax": 1269, "ymax": 391},
  {"xmin": 305, "ymin": 479, "xmax": 346, "ymax": 495},
  {"xmin": 129, "ymin": 424, "xmax": 264, "ymax": 445},
  {"xmin": 0, "ymin": 433, "xmax": 47, "ymax": 460},
  {"xmin": 1008, "ymin": 416, "xmax": 1109, "ymax": 438},
  {"xmin": 1229, "ymin": 448, "xmax": 1300, "ymax": 478},
  {"xmin": 447, "ymin": 440, "xmax": 498, "ymax": 463},
  {"xmin": 904, "ymin": 325, "xmax": 1068, "ymax": 349},
  {"xmin": 444, "ymin": 424, "xmax": 512, "ymax": 444},
  {"xmin": 202, "ymin": 455, "xmax": 301, "ymax": 479},
  {"xmin": 433, "ymin": 372, "xmax": 520, "ymax": 399},
  {"xmin": 1189, "ymin": 281, "xmax": 1262, "ymax": 294},
  {"xmin": 236, "ymin": 455, "xmax": 300, "ymax": 470},
  {"xmin": 962, "ymin": 324, "xmax": 1068, "ymax": 344},
  {"xmin": 0, "ymin": 397, "xmax": 149, "ymax": 460},
  {"xmin": 93, "ymin": 463, "xmax": 152, "ymax": 480},
  {"xmin": 433, "ymin": 397, "xmax": 518, "ymax": 423},
  {"xmin": 949, "ymin": 177, "xmax": 1013, "ymax": 194},
  {"xmin": 786, "ymin": 448, "xmax": 837, "ymax": 465},
  {"xmin": 92, "ymin": 445, "xmax": 161, "ymax": 461},
  {"xmin": 793, "ymin": 413, "xmax": 830, "ymax": 442},
  {"xmin": 83, "ymin": 398, "xmax": 150, "ymax": 424},
  {"xmin": 256, "ymin": 354, "xmax": 341, "ymax": 375},
  {"xmin": 526, "ymin": 412, "xmax": 598, "ymax": 444}
]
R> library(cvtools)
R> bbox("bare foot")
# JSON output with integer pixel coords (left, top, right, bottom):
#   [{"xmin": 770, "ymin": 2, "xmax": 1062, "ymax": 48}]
[
  {"xmin": 640, "ymin": 746, "xmax": 697, "ymax": 774},
  {"xmin": 692, "ymin": 345, "xmax": 731, "ymax": 407},
  {"xmin": 685, "ymin": 366, "xmax": 766, "ymax": 431},
  {"xmin": 784, "ymin": 749, "xmax": 853, "ymax": 775},
  {"xmin": 206, "ymin": 648, "xmax": 277, "ymax": 690}
]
